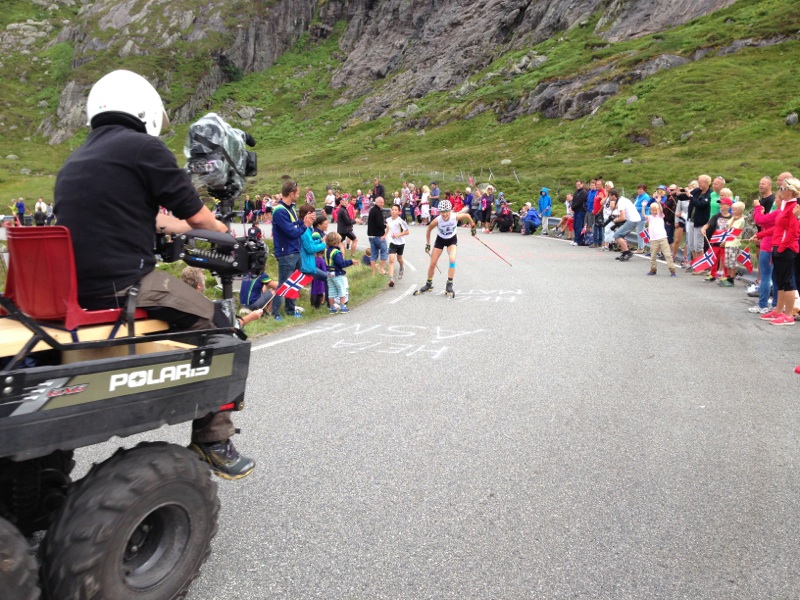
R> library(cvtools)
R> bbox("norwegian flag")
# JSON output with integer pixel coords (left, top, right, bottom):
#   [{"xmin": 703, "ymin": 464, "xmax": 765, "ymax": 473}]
[
  {"xmin": 638, "ymin": 229, "xmax": 651, "ymax": 244},
  {"xmin": 274, "ymin": 270, "xmax": 313, "ymax": 299},
  {"xmin": 691, "ymin": 249, "xmax": 716, "ymax": 272},
  {"xmin": 737, "ymin": 248, "xmax": 753, "ymax": 273},
  {"xmin": 710, "ymin": 228, "xmax": 743, "ymax": 245}
]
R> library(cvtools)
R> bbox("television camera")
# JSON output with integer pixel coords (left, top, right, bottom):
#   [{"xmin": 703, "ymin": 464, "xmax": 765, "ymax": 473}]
[
  {"xmin": 175, "ymin": 113, "xmax": 265, "ymax": 301},
  {"xmin": 185, "ymin": 112, "xmax": 257, "ymax": 224}
]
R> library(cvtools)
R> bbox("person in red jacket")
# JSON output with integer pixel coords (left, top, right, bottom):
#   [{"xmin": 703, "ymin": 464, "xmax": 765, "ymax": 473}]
[{"xmin": 762, "ymin": 178, "xmax": 800, "ymax": 325}]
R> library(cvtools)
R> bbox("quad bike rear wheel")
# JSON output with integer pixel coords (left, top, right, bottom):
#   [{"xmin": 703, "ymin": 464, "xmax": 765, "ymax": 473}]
[
  {"xmin": 0, "ymin": 515, "xmax": 40, "ymax": 600},
  {"xmin": 40, "ymin": 442, "xmax": 219, "ymax": 600}
]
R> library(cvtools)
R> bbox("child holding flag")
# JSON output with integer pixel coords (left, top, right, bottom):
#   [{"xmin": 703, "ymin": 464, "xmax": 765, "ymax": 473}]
[
  {"xmin": 718, "ymin": 198, "xmax": 746, "ymax": 287},
  {"xmin": 700, "ymin": 195, "xmax": 734, "ymax": 282},
  {"xmin": 645, "ymin": 201, "xmax": 676, "ymax": 276},
  {"xmin": 324, "ymin": 232, "xmax": 354, "ymax": 314}
]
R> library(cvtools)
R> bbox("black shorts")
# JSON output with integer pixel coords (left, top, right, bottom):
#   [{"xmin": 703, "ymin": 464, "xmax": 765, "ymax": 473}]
[
  {"xmin": 341, "ymin": 229, "xmax": 356, "ymax": 241},
  {"xmin": 773, "ymin": 249, "xmax": 797, "ymax": 291},
  {"xmin": 324, "ymin": 206, "xmax": 333, "ymax": 215},
  {"xmin": 388, "ymin": 243, "xmax": 405, "ymax": 255},
  {"xmin": 434, "ymin": 235, "xmax": 457, "ymax": 250}
]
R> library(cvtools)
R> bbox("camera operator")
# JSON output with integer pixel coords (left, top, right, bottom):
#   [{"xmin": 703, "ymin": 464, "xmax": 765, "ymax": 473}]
[{"xmin": 53, "ymin": 69, "xmax": 254, "ymax": 480}]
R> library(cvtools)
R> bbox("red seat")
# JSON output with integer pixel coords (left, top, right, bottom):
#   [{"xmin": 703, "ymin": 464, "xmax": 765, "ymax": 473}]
[{"xmin": 4, "ymin": 226, "xmax": 147, "ymax": 333}]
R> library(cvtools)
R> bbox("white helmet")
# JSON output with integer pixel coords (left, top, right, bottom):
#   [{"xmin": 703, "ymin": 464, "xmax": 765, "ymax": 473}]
[
  {"xmin": 439, "ymin": 199, "xmax": 452, "ymax": 212},
  {"xmin": 86, "ymin": 70, "xmax": 169, "ymax": 137}
]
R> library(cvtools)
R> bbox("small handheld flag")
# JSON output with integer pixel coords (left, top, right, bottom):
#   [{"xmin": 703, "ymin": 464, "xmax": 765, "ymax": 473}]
[
  {"xmin": 275, "ymin": 270, "xmax": 313, "ymax": 299},
  {"xmin": 737, "ymin": 248, "xmax": 753, "ymax": 273},
  {"xmin": 638, "ymin": 229, "xmax": 651, "ymax": 244},
  {"xmin": 710, "ymin": 228, "xmax": 742, "ymax": 245},
  {"xmin": 691, "ymin": 249, "xmax": 716, "ymax": 272}
]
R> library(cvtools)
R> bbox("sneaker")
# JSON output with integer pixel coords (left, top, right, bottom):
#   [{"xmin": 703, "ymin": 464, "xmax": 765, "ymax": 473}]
[
  {"xmin": 746, "ymin": 283, "xmax": 759, "ymax": 296},
  {"xmin": 646, "ymin": 271, "xmax": 657, "ymax": 276},
  {"xmin": 238, "ymin": 307, "xmax": 252, "ymax": 316},
  {"xmin": 190, "ymin": 439, "xmax": 255, "ymax": 480},
  {"xmin": 292, "ymin": 312, "xmax": 304, "ymax": 319},
  {"xmin": 771, "ymin": 314, "xmax": 795, "ymax": 326},
  {"xmin": 760, "ymin": 310, "xmax": 780, "ymax": 320},
  {"xmin": 339, "ymin": 306, "xmax": 350, "ymax": 313},
  {"xmin": 670, "ymin": 272, "xmax": 677, "ymax": 277},
  {"xmin": 748, "ymin": 305, "xmax": 771, "ymax": 314},
  {"xmin": 718, "ymin": 279, "xmax": 733, "ymax": 287},
  {"xmin": 704, "ymin": 275, "xmax": 717, "ymax": 282},
  {"xmin": 329, "ymin": 306, "xmax": 340, "ymax": 314},
  {"xmin": 389, "ymin": 279, "xmax": 395, "ymax": 287},
  {"xmin": 571, "ymin": 242, "xmax": 578, "ymax": 246},
  {"xmin": 274, "ymin": 315, "xmax": 284, "ymax": 322}
]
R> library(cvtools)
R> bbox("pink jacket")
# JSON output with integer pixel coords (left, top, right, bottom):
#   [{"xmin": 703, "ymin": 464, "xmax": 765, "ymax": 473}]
[
  {"xmin": 772, "ymin": 199, "xmax": 799, "ymax": 253},
  {"xmin": 754, "ymin": 205, "xmax": 778, "ymax": 251}
]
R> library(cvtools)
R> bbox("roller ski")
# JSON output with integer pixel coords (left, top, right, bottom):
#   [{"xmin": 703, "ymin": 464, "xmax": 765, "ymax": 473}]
[
  {"xmin": 414, "ymin": 281, "xmax": 434, "ymax": 295},
  {"xmin": 445, "ymin": 281, "xmax": 455, "ymax": 298}
]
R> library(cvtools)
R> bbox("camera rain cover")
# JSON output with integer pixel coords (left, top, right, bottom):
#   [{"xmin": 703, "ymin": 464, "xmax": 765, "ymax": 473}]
[{"xmin": 185, "ymin": 113, "xmax": 249, "ymax": 198}]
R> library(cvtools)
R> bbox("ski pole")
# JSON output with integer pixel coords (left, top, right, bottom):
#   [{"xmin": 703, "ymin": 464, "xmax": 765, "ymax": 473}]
[
  {"xmin": 425, "ymin": 247, "xmax": 442, "ymax": 273},
  {"xmin": 473, "ymin": 234, "xmax": 512, "ymax": 267}
]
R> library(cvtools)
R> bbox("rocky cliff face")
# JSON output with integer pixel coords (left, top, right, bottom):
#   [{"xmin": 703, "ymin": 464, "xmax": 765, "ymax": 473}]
[
  {"xmin": 321, "ymin": 0, "xmax": 736, "ymax": 124},
  {"xmin": 4, "ymin": 0, "xmax": 737, "ymax": 143}
]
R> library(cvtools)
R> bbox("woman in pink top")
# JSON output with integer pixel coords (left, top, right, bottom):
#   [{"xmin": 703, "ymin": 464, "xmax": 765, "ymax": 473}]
[
  {"xmin": 762, "ymin": 178, "xmax": 800, "ymax": 325},
  {"xmin": 751, "ymin": 200, "xmax": 780, "ymax": 313}
]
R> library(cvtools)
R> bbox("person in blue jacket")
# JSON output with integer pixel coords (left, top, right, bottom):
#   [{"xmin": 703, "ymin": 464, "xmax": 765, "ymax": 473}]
[
  {"xmin": 298, "ymin": 203, "xmax": 327, "ymax": 280},
  {"xmin": 521, "ymin": 202, "xmax": 541, "ymax": 235},
  {"xmin": 271, "ymin": 179, "xmax": 307, "ymax": 320},
  {"xmin": 538, "ymin": 187, "xmax": 552, "ymax": 235}
]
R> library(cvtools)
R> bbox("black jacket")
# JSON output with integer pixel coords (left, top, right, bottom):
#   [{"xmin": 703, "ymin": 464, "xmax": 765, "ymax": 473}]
[
  {"xmin": 571, "ymin": 188, "xmax": 588, "ymax": 212},
  {"xmin": 690, "ymin": 187, "xmax": 712, "ymax": 226},
  {"xmin": 367, "ymin": 204, "xmax": 386, "ymax": 237}
]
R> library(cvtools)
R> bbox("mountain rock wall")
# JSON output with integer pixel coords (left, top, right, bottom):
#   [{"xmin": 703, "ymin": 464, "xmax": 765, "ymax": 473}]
[{"xmin": 13, "ymin": 0, "xmax": 736, "ymax": 143}]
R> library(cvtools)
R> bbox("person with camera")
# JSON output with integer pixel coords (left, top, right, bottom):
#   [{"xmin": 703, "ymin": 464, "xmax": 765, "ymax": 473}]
[
  {"xmin": 608, "ymin": 188, "xmax": 640, "ymax": 261},
  {"xmin": 53, "ymin": 69, "xmax": 254, "ymax": 479},
  {"xmin": 688, "ymin": 175, "xmax": 713, "ymax": 267}
]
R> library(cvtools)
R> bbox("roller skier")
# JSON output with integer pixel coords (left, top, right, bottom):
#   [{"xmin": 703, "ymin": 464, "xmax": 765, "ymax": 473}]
[{"xmin": 414, "ymin": 199, "xmax": 476, "ymax": 298}]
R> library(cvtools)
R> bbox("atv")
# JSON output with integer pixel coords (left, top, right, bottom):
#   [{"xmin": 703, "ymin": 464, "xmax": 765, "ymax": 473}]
[{"xmin": 0, "ymin": 226, "xmax": 265, "ymax": 600}]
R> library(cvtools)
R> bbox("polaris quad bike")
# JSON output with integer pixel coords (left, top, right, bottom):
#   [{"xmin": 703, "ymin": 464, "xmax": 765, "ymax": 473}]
[{"xmin": 0, "ymin": 226, "xmax": 265, "ymax": 600}]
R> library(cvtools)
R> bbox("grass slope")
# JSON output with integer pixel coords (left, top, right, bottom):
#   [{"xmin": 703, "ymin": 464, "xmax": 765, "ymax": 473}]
[{"xmin": 0, "ymin": 0, "xmax": 798, "ymax": 213}]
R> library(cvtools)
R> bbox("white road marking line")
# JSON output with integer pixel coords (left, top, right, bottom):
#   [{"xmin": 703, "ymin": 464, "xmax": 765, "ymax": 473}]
[
  {"xmin": 389, "ymin": 284, "xmax": 418, "ymax": 304},
  {"xmin": 403, "ymin": 259, "xmax": 417, "ymax": 272},
  {"xmin": 252, "ymin": 323, "xmax": 345, "ymax": 351}
]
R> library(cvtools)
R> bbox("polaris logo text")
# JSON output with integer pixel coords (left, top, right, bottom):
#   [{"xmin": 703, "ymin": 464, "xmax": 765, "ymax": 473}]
[{"xmin": 109, "ymin": 364, "xmax": 210, "ymax": 391}]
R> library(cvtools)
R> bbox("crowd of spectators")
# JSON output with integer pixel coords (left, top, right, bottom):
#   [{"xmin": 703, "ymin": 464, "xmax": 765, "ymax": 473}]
[
  {"xmin": 11, "ymin": 171, "xmax": 800, "ymax": 335},
  {"xmin": 539, "ymin": 173, "xmax": 800, "ymax": 330}
]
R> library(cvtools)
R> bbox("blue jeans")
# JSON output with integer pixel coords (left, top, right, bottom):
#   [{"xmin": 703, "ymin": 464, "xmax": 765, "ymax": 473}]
[
  {"xmin": 636, "ymin": 220, "xmax": 647, "ymax": 249},
  {"xmin": 573, "ymin": 211, "xmax": 586, "ymax": 245},
  {"xmin": 592, "ymin": 218, "xmax": 604, "ymax": 246},
  {"xmin": 758, "ymin": 249, "xmax": 777, "ymax": 309},
  {"xmin": 272, "ymin": 253, "xmax": 301, "ymax": 317},
  {"xmin": 522, "ymin": 221, "xmax": 537, "ymax": 234},
  {"xmin": 369, "ymin": 236, "xmax": 388, "ymax": 261}
]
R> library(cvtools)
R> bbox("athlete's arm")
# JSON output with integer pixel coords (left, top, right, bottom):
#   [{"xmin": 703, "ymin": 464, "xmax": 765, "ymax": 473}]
[{"xmin": 425, "ymin": 218, "xmax": 438, "ymax": 243}]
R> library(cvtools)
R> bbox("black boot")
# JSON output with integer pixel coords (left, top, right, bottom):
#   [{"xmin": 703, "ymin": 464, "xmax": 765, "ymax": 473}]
[{"xmin": 190, "ymin": 439, "xmax": 255, "ymax": 480}]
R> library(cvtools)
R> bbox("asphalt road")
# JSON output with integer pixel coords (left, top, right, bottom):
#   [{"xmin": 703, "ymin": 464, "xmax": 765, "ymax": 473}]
[{"xmin": 76, "ymin": 223, "xmax": 800, "ymax": 599}]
